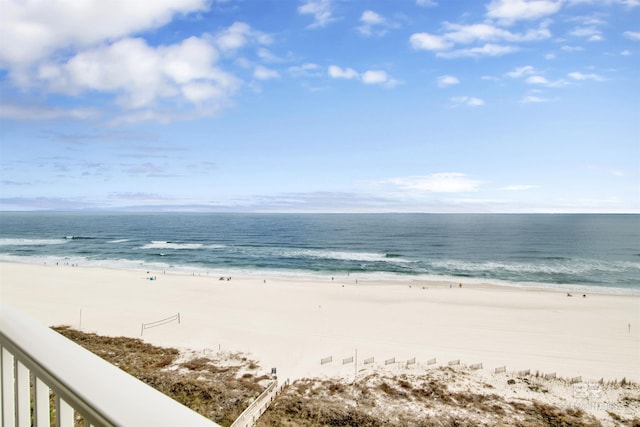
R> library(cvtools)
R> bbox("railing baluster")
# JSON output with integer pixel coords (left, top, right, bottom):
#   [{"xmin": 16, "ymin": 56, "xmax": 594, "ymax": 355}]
[
  {"xmin": 16, "ymin": 360, "xmax": 30, "ymax": 427},
  {"xmin": 56, "ymin": 395, "xmax": 74, "ymax": 427},
  {"xmin": 34, "ymin": 376, "xmax": 51, "ymax": 427},
  {"xmin": 1, "ymin": 347, "xmax": 16, "ymax": 427}
]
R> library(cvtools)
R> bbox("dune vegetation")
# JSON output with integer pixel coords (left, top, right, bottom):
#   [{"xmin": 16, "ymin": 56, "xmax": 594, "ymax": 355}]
[{"xmin": 54, "ymin": 327, "xmax": 639, "ymax": 427}]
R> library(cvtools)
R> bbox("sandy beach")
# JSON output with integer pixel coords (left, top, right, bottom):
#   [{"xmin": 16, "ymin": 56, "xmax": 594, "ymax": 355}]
[{"xmin": 1, "ymin": 261, "xmax": 638, "ymax": 383}]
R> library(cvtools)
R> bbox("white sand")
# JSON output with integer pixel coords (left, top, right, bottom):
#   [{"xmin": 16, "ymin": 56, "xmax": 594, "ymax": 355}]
[{"xmin": 1, "ymin": 261, "xmax": 638, "ymax": 383}]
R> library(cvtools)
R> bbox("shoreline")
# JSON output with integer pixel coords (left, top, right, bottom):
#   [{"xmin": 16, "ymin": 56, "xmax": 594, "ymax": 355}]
[
  {"xmin": 2, "ymin": 255, "xmax": 638, "ymax": 297},
  {"xmin": 1, "ymin": 260, "xmax": 639, "ymax": 384}
]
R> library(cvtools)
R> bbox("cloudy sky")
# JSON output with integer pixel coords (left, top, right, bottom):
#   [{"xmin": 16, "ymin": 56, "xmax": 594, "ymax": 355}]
[{"xmin": 1, "ymin": 0, "xmax": 638, "ymax": 212}]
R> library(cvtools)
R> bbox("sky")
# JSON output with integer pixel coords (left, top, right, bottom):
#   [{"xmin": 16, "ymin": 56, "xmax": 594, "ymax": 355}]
[{"xmin": 0, "ymin": 0, "xmax": 638, "ymax": 213}]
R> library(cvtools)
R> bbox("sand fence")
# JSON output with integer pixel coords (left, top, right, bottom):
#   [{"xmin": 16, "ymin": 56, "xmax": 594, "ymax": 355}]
[{"xmin": 318, "ymin": 351, "xmax": 581, "ymax": 385}]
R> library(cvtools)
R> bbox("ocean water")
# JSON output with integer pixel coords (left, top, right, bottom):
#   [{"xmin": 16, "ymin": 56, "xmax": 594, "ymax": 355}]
[{"xmin": 0, "ymin": 213, "xmax": 638, "ymax": 294}]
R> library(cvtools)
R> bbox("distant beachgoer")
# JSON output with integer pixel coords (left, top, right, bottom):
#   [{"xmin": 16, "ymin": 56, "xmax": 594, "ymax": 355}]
[
  {"xmin": 567, "ymin": 293, "xmax": 572, "ymax": 297},
  {"xmin": 629, "ymin": 323, "xmax": 631, "ymax": 333},
  {"xmin": 459, "ymin": 283, "xmax": 462, "ymax": 288}
]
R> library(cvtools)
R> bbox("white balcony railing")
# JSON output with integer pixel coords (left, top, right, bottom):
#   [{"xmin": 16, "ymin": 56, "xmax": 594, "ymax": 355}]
[{"xmin": 0, "ymin": 302, "xmax": 221, "ymax": 427}]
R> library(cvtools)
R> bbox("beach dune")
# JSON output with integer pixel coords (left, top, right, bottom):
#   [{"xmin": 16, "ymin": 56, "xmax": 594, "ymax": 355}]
[{"xmin": 1, "ymin": 261, "xmax": 638, "ymax": 383}]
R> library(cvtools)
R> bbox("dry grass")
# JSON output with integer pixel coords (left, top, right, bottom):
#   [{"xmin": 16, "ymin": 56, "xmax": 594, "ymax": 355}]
[
  {"xmin": 53, "ymin": 326, "xmax": 639, "ymax": 427},
  {"xmin": 52, "ymin": 326, "xmax": 266, "ymax": 427},
  {"xmin": 256, "ymin": 373, "xmax": 606, "ymax": 427}
]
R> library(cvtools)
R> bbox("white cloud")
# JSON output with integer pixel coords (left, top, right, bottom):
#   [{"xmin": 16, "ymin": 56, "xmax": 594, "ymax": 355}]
[
  {"xmin": 0, "ymin": 104, "xmax": 100, "ymax": 120},
  {"xmin": 410, "ymin": 21, "xmax": 549, "ymax": 57},
  {"xmin": 288, "ymin": 63, "xmax": 320, "ymax": 77},
  {"xmin": 623, "ymin": 31, "xmax": 640, "ymax": 41},
  {"xmin": 437, "ymin": 75, "xmax": 460, "ymax": 87},
  {"xmin": 561, "ymin": 45, "xmax": 585, "ymax": 52},
  {"xmin": 567, "ymin": 0, "xmax": 639, "ymax": 6},
  {"xmin": 36, "ymin": 36, "xmax": 240, "ymax": 110},
  {"xmin": 386, "ymin": 173, "xmax": 483, "ymax": 193},
  {"xmin": 570, "ymin": 26, "xmax": 603, "ymax": 41},
  {"xmin": 0, "ymin": 3, "xmax": 275, "ymax": 123},
  {"xmin": 568, "ymin": 71, "xmax": 605, "ymax": 81},
  {"xmin": 520, "ymin": 74, "xmax": 569, "ymax": 87},
  {"xmin": 253, "ymin": 65, "xmax": 280, "ymax": 80},
  {"xmin": 520, "ymin": 95, "xmax": 551, "ymax": 103},
  {"xmin": 357, "ymin": 10, "xmax": 398, "ymax": 37},
  {"xmin": 328, "ymin": 66, "xmax": 399, "ymax": 87},
  {"xmin": 416, "ymin": 0, "xmax": 438, "ymax": 6},
  {"xmin": 502, "ymin": 185, "xmax": 538, "ymax": 190},
  {"xmin": 437, "ymin": 43, "xmax": 519, "ymax": 58},
  {"xmin": 361, "ymin": 70, "xmax": 388, "ymax": 84},
  {"xmin": 441, "ymin": 22, "xmax": 551, "ymax": 44},
  {"xmin": 506, "ymin": 65, "xmax": 536, "ymax": 77},
  {"xmin": 410, "ymin": 33, "xmax": 452, "ymax": 50},
  {"xmin": 621, "ymin": 49, "xmax": 632, "ymax": 56},
  {"xmin": 486, "ymin": 0, "xmax": 562, "ymax": 24},
  {"xmin": 328, "ymin": 65, "xmax": 359, "ymax": 79},
  {"xmin": 298, "ymin": 0, "xmax": 335, "ymax": 29},
  {"xmin": 525, "ymin": 75, "xmax": 549, "ymax": 85},
  {"xmin": 0, "ymin": 0, "xmax": 209, "ymax": 68},
  {"xmin": 256, "ymin": 47, "xmax": 281, "ymax": 63},
  {"xmin": 181, "ymin": 82, "xmax": 223, "ymax": 103},
  {"xmin": 451, "ymin": 96, "xmax": 485, "ymax": 107},
  {"xmin": 214, "ymin": 22, "xmax": 272, "ymax": 53},
  {"xmin": 361, "ymin": 10, "xmax": 384, "ymax": 25}
]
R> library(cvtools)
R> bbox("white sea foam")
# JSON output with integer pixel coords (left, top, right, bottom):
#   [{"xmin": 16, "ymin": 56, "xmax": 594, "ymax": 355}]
[
  {"xmin": 283, "ymin": 248, "xmax": 411, "ymax": 263},
  {"xmin": 140, "ymin": 241, "xmax": 224, "ymax": 250},
  {"xmin": 429, "ymin": 259, "xmax": 640, "ymax": 275},
  {"xmin": 0, "ymin": 238, "xmax": 68, "ymax": 246},
  {"xmin": 108, "ymin": 239, "xmax": 130, "ymax": 243}
]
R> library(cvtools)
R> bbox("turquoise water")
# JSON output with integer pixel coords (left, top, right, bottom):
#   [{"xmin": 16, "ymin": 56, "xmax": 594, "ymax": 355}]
[{"xmin": 0, "ymin": 213, "xmax": 638, "ymax": 294}]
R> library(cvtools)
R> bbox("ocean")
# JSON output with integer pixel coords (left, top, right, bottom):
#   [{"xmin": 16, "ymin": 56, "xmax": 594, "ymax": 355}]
[{"xmin": 0, "ymin": 213, "xmax": 638, "ymax": 295}]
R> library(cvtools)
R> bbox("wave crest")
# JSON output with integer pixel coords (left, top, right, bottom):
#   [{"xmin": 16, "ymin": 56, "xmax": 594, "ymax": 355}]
[
  {"xmin": 140, "ymin": 241, "xmax": 224, "ymax": 250},
  {"xmin": 0, "ymin": 238, "xmax": 68, "ymax": 246},
  {"xmin": 284, "ymin": 249, "xmax": 411, "ymax": 264}
]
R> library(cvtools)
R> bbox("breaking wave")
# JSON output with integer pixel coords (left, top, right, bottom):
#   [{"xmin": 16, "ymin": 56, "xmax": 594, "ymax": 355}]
[{"xmin": 140, "ymin": 241, "xmax": 225, "ymax": 250}]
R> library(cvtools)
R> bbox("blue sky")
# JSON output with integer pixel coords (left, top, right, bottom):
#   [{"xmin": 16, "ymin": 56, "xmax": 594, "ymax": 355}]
[{"xmin": 0, "ymin": 0, "xmax": 638, "ymax": 212}]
